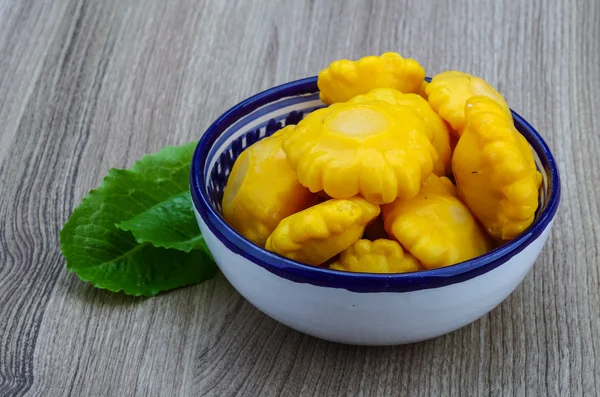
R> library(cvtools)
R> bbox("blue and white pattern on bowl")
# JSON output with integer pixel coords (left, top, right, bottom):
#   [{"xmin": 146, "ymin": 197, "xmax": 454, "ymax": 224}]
[
  {"xmin": 190, "ymin": 77, "xmax": 560, "ymax": 345},
  {"xmin": 205, "ymin": 94, "xmax": 324, "ymax": 215}
]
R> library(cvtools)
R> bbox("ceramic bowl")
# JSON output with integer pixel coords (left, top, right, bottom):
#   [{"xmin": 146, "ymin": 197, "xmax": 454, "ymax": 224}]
[{"xmin": 190, "ymin": 77, "xmax": 561, "ymax": 346}]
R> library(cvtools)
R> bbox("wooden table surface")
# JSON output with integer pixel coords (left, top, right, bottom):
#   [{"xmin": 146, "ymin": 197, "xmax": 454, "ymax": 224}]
[{"xmin": 1, "ymin": 0, "xmax": 599, "ymax": 396}]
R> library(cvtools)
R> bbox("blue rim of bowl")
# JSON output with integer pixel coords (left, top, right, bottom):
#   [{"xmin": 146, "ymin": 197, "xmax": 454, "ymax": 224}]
[{"xmin": 190, "ymin": 76, "xmax": 561, "ymax": 293}]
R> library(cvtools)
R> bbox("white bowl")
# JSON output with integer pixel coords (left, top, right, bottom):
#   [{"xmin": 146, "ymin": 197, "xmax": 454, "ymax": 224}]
[{"xmin": 190, "ymin": 77, "xmax": 561, "ymax": 346}]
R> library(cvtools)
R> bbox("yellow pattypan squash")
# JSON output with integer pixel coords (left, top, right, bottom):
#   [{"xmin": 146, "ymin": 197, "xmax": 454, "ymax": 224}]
[
  {"xmin": 426, "ymin": 71, "xmax": 511, "ymax": 135},
  {"xmin": 350, "ymin": 88, "xmax": 452, "ymax": 176},
  {"xmin": 330, "ymin": 239, "xmax": 422, "ymax": 274},
  {"xmin": 265, "ymin": 196, "xmax": 380, "ymax": 266},
  {"xmin": 281, "ymin": 101, "xmax": 438, "ymax": 205},
  {"xmin": 382, "ymin": 174, "xmax": 493, "ymax": 269},
  {"xmin": 453, "ymin": 96, "xmax": 543, "ymax": 240},
  {"xmin": 417, "ymin": 80, "xmax": 429, "ymax": 100},
  {"xmin": 317, "ymin": 52, "xmax": 426, "ymax": 104},
  {"xmin": 222, "ymin": 126, "xmax": 317, "ymax": 246}
]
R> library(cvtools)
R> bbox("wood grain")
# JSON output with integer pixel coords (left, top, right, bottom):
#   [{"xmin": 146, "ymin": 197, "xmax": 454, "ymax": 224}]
[{"xmin": 0, "ymin": 0, "xmax": 598, "ymax": 396}]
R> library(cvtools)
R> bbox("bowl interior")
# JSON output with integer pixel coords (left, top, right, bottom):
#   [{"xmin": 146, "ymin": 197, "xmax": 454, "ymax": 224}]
[
  {"xmin": 205, "ymin": 91, "xmax": 325, "ymax": 214},
  {"xmin": 191, "ymin": 77, "xmax": 559, "ymax": 292}
]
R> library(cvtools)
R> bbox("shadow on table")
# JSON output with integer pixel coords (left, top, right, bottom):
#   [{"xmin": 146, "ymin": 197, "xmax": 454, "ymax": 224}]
[{"xmin": 65, "ymin": 269, "xmax": 226, "ymax": 308}]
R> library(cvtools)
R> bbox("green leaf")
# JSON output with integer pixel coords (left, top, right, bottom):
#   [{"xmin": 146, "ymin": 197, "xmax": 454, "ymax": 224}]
[
  {"xmin": 60, "ymin": 143, "xmax": 217, "ymax": 297},
  {"xmin": 74, "ymin": 246, "xmax": 217, "ymax": 297},
  {"xmin": 116, "ymin": 191, "xmax": 211, "ymax": 255}
]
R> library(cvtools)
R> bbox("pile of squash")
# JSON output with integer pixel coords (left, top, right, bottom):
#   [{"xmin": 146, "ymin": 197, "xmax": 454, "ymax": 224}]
[{"xmin": 221, "ymin": 52, "xmax": 542, "ymax": 273}]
